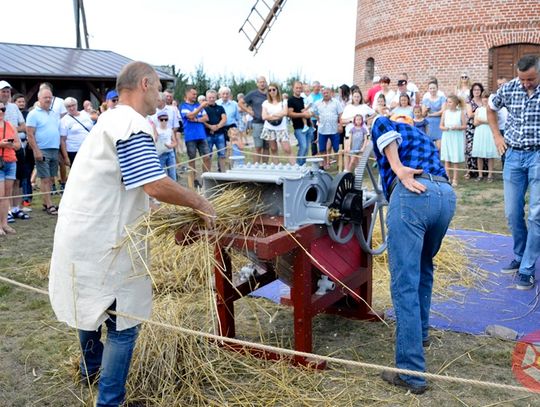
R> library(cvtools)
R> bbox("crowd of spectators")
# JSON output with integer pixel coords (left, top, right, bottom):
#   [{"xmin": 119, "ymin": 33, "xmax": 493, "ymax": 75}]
[{"xmin": 0, "ymin": 70, "xmax": 506, "ymax": 233}]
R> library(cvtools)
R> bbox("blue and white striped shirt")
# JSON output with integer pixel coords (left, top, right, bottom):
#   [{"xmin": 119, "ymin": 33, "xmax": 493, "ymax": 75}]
[{"xmin": 116, "ymin": 132, "xmax": 166, "ymax": 190}]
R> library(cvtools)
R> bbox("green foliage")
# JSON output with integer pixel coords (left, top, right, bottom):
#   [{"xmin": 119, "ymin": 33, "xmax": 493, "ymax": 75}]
[{"xmin": 163, "ymin": 64, "xmax": 307, "ymax": 102}]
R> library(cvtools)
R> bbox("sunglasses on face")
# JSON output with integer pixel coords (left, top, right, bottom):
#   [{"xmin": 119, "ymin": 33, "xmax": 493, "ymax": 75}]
[
  {"xmin": 268, "ymin": 88, "xmax": 277, "ymax": 92},
  {"xmin": 159, "ymin": 118, "xmax": 168, "ymax": 122},
  {"xmin": 461, "ymin": 76, "xmax": 468, "ymax": 79},
  {"xmin": 0, "ymin": 107, "xmax": 5, "ymax": 112},
  {"xmin": 111, "ymin": 98, "xmax": 119, "ymax": 103}
]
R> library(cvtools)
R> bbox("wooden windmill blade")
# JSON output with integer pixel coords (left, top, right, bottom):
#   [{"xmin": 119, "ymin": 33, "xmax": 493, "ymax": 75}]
[{"xmin": 239, "ymin": 0, "xmax": 287, "ymax": 54}]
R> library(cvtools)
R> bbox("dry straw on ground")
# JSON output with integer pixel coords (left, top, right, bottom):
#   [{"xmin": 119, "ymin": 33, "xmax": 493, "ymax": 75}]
[{"xmin": 45, "ymin": 184, "xmax": 488, "ymax": 406}]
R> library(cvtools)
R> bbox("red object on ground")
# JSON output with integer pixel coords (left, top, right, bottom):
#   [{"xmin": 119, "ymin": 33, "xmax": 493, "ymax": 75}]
[{"xmin": 204, "ymin": 207, "xmax": 380, "ymax": 369}]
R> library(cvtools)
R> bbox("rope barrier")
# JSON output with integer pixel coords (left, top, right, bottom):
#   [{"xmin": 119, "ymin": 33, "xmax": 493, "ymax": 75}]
[
  {"xmin": 1, "ymin": 145, "xmax": 505, "ymax": 201},
  {"xmin": 0, "ymin": 273, "xmax": 538, "ymax": 395}
]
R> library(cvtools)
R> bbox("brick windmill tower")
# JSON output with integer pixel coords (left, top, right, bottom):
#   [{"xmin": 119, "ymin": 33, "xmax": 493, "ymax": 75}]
[{"xmin": 353, "ymin": 0, "xmax": 540, "ymax": 93}]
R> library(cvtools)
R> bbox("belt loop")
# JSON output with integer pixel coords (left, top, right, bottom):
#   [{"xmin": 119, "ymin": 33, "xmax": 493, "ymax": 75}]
[{"xmin": 428, "ymin": 173, "xmax": 433, "ymax": 182}]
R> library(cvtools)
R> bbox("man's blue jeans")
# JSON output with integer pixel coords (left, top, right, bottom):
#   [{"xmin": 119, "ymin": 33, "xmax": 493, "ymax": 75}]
[
  {"xmin": 79, "ymin": 307, "xmax": 140, "ymax": 407},
  {"xmin": 159, "ymin": 151, "xmax": 177, "ymax": 181},
  {"xmin": 386, "ymin": 179, "xmax": 456, "ymax": 387},
  {"xmin": 503, "ymin": 148, "xmax": 540, "ymax": 276},
  {"xmin": 294, "ymin": 127, "xmax": 314, "ymax": 165}
]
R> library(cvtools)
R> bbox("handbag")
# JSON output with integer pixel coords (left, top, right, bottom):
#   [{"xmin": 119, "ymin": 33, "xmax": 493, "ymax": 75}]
[{"xmin": 268, "ymin": 119, "xmax": 282, "ymax": 126}]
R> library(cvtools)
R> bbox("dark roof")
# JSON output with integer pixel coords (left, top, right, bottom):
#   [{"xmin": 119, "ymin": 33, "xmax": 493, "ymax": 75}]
[{"xmin": 0, "ymin": 42, "xmax": 175, "ymax": 81}]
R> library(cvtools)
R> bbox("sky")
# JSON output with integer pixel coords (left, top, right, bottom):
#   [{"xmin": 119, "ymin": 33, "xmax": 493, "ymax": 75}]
[{"xmin": 3, "ymin": 0, "xmax": 357, "ymax": 87}]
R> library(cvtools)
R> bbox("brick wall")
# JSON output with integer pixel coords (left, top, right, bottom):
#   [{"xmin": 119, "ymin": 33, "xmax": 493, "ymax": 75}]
[{"xmin": 353, "ymin": 0, "xmax": 540, "ymax": 96}]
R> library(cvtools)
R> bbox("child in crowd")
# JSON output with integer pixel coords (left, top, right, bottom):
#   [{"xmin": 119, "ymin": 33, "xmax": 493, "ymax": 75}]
[
  {"xmin": 228, "ymin": 127, "xmax": 245, "ymax": 166},
  {"xmin": 154, "ymin": 112, "xmax": 178, "ymax": 181},
  {"xmin": 440, "ymin": 94, "xmax": 466, "ymax": 186},
  {"xmin": 237, "ymin": 93, "xmax": 251, "ymax": 146},
  {"xmin": 344, "ymin": 114, "xmax": 369, "ymax": 172},
  {"xmin": 413, "ymin": 105, "xmax": 428, "ymax": 134},
  {"xmin": 374, "ymin": 94, "xmax": 390, "ymax": 117},
  {"xmin": 391, "ymin": 94, "xmax": 414, "ymax": 118},
  {"xmin": 471, "ymin": 91, "xmax": 499, "ymax": 182}
]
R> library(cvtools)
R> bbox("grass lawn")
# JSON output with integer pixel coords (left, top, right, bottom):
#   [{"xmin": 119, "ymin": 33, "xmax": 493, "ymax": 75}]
[{"xmin": 1, "ymin": 154, "xmax": 538, "ymax": 406}]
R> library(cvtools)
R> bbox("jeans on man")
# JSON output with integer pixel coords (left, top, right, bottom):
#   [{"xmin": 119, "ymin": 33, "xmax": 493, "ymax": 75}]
[
  {"xmin": 294, "ymin": 127, "xmax": 314, "ymax": 165},
  {"xmin": 79, "ymin": 305, "xmax": 139, "ymax": 407},
  {"xmin": 503, "ymin": 148, "xmax": 540, "ymax": 276},
  {"xmin": 159, "ymin": 151, "xmax": 177, "ymax": 181},
  {"xmin": 386, "ymin": 179, "xmax": 456, "ymax": 387}
]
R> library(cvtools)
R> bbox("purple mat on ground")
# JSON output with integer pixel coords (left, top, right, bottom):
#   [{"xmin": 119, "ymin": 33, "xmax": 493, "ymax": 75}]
[
  {"xmin": 251, "ymin": 229, "xmax": 540, "ymax": 340},
  {"xmin": 428, "ymin": 229, "xmax": 539, "ymax": 340}
]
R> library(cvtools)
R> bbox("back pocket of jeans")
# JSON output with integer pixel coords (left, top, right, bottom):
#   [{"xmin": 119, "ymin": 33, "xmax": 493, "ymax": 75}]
[{"xmin": 399, "ymin": 192, "xmax": 429, "ymax": 226}]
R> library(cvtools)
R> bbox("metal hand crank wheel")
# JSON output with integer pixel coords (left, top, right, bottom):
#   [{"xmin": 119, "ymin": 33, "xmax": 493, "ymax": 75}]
[{"xmin": 352, "ymin": 141, "xmax": 388, "ymax": 255}]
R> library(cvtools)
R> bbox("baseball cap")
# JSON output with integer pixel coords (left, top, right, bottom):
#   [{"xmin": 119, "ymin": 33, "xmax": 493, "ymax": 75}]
[
  {"xmin": 0, "ymin": 80, "xmax": 12, "ymax": 89},
  {"xmin": 397, "ymin": 79, "xmax": 408, "ymax": 86},
  {"xmin": 106, "ymin": 89, "xmax": 118, "ymax": 100},
  {"xmin": 157, "ymin": 111, "xmax": 168, "ymax": 118}
]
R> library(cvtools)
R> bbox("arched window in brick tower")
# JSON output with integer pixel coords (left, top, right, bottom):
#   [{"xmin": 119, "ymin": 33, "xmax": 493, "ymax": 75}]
[{"xmin": 365, "ymin": 58, "xmax": 375, "ymax": 84}]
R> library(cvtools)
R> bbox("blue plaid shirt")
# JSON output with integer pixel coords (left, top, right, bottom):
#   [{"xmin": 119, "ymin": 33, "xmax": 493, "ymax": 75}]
[
  {"xmin": 489, "ymin": 77, "xmax": 540, "ymax": 149},
  {"xmin": 371, "ymin": 116, "xmax": 447, "ymax": 199}
]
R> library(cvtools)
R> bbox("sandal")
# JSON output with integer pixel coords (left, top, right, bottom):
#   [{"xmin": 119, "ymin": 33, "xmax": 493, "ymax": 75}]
[
  {"xmin": 475, "ymin": 177, "xmax": 484, "ymax": 182},
  {"xmin": 13, "ymin": 211, "xmax": 30, "ymax": 220},
  {"xmin": 464, "ymin": 173, "xmax": 471, "ymax": 180},
  {"xmin": 45, "ymin": 206, "xmax": 58, "ymax": 215},
  {"xmin": 487, "ymin": 177, "xmax": 494, "ymax": 183}
]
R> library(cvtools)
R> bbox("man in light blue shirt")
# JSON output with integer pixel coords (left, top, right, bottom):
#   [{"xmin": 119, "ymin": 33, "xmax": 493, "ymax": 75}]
[
  {"xmin": 312, "ymin": 87, "xmax": 343, "ymax": 168},
  {"xmin": 26, "ymin": 87, "xmax": 61, "ymax": 213},
  {"xmin": 217, "ymin": 86, "xmax": 240, "ymax": 137}
]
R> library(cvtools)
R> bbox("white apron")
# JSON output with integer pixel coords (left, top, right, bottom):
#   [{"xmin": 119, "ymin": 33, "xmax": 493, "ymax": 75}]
[{"xmin": 49, "ymin": 105, "xmax": 161, "ymax": 331}]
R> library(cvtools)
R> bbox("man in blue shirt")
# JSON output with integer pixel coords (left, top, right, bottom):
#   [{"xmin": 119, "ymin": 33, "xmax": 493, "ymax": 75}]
[
  {"xmin": 370, "ymin": 116, "xmax": 456, "ymax": 394},
  {"xmin": 217, "ymin": 86, "xmax": 240, "ymax": 136},
  {"xmin": 180, "ymin": 87, "xmax": 210, "ymax": 183},
  {"xmin": 488, "ymin": 54, "xmax": 540, "ymax": 290},
  {"xmin": 26, "ymin": 87, "xmax": 61, "ymax": 214}
]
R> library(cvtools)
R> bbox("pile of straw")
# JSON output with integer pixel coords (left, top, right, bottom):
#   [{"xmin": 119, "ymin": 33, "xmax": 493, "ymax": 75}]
[{"xmin": 49, "ymin": 184, "xmax": 488, "ymax": 405}]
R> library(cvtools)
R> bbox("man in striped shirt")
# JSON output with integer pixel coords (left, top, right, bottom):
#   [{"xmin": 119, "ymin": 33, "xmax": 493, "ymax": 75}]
[{"xmin": 49, "ymin": 61, "xmax": 215, "ymax": 407}]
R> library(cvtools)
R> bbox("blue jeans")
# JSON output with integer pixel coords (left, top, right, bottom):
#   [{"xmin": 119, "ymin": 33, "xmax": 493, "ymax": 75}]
[
  {"xmin": 294, "ymin": 127, "xmax": 314, "ymax": 165},
  {"xmin": 386, "ymin": 179, "xmax": 456, "ymax": 387},
  {"xmin": 159, "ymin": 151, "xmax": 177, "ymax": 181},
  {"xmin": 79, "ymin": 305, "xmax": 140, "ymax": 407},
  {"xmin": 503, "ymin": 148, "xmax": 540, "ymax": 276},
  {"xmin": 206, "ymin": 134, "xmax": 226, "ymax": 158}
]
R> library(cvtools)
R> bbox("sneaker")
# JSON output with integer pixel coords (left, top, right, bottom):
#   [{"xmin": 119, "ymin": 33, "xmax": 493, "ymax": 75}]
[
  {"xmin": 302, "ymin": 125, "xmax": 310, "ymax": 133},
  {"xmin": 21, "ymin": 206, "xmax": 32, "ymax": 213},
  {"xmin": 501, "ymin": 259, "xmax": 521, "ymax": 274},
  {"xmin": 516, "ymin": 273, "xmax": 535, "ymax": 290},
  {"xmin": 7, "ymin": 212, "xmax": 15, "ymax": 223},
  {"xmin": 381, "ymin": 371, "xmax": 427, "ymax": 394},
  {"xmin": 22, "ymin": 200, "xmax": 31, "ymax": 207}
]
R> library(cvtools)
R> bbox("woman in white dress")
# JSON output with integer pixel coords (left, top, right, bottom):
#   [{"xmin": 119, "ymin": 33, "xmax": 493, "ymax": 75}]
[{"xmin": 471, "ymin": 92, "xmax": 499, "ymax": 182}]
